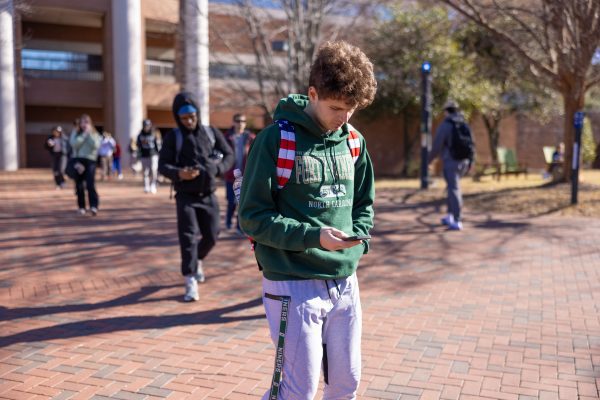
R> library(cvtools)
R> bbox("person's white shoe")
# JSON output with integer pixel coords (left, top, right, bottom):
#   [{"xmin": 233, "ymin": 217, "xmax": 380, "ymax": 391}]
[
  {"xmin": 150, "ymin": 184, "xmax": 157, "ymax": 194},
  {"xmin": 90, "ymin": 207, "xmax": 98, "ymax": 216},
  {"xmin": 184, "ymin": 275, "xmax": 199, "ymax": 302},
  {"xmin": 448, "ymin": 221, "xmax": 463, "ymax": 231},
  {"xmin": 441, "ymin": 215, "xmax": 455, "ymax": 226},
  {"xmin": 77, "ymin": 208, "xmax": 86, "ymax": 216},
  {"xmin": 195, "ymin": 261, "xmax": 205, "ymax": 283},
  {"xmin": 144, "ymin": 185, "xmax": 150, "ymax": 193}
]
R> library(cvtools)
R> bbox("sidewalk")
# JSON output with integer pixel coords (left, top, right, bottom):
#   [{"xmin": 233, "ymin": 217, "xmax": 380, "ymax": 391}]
[{"xmin": 1, "ymin": 169, "xmax": 599, "ymax": 399}]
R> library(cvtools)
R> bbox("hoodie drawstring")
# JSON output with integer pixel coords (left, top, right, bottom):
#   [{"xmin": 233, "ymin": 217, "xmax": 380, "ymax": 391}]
[{"xmin": 321, "ymin": 134, "xmax": 342, "ymax": 199}]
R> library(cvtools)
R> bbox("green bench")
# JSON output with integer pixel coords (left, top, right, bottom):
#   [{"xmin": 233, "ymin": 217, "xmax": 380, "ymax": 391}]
[
  {"xmin": 496, "ymin": 147, "xmax": 528, "ymax": 179},
  {"xmin": 473, "ymin": 147, "xmax": 527, "ymax": 181}
]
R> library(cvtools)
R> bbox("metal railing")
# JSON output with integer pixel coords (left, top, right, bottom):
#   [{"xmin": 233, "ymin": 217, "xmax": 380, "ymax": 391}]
[{"xmin": 145, "ymin": 59, "xmax": 175, "ymax": 83}]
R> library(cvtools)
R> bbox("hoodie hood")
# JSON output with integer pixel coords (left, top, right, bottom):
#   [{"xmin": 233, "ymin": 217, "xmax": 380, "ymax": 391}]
[
  {"xmin": 272, "ymin": 94, "xmax": 349, "ymax": 144},
  {"xmin": 172, "ymin": 92, "xmax": 201, "ymax": 134}
]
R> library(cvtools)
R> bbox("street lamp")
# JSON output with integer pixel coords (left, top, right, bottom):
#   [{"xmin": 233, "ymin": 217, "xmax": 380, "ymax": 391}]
[
  {"xmin": 420, "ymin": 61, "xmax": 432, "ymax": 189},
  {"xmin": 571, "ymin": 111, "xmax": 584, "ymax": 204}
]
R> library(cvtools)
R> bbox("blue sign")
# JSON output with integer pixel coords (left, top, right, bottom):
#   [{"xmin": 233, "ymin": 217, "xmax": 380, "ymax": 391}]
[
  {"xmin": 574, "ymin": 111, "xmax": 584, "ymax": 129},
  {"xmin": 422, "ymin": 61, "xmax": 431, "ymax": 72}
]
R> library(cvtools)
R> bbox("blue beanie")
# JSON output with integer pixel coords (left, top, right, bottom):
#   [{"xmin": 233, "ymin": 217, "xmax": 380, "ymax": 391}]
[{"xmin": 177, "ymin": 104, "xmax": 198, "ymax": 115}]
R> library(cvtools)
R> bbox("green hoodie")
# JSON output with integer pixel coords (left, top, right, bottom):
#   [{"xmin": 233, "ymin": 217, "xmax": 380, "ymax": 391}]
[{"xmin": 238, "ymin": 94, "xmax": 375, "ymax": 281}]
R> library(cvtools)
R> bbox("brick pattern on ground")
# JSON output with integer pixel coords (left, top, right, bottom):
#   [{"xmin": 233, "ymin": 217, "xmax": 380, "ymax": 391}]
[{"xmin": 1, "ymin": 170, "xmax": 599, "ymax": 399}]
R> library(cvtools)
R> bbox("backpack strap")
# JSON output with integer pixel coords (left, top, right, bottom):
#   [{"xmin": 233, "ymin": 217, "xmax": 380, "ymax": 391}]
[
  {"xmin": 274, "ymin": 120, "xmax": 362, "ymax": 190},
  {"xmin": 202, "ymin": 124, "xmax": 216, "ymax": 148},
  {"xmin": 346, "ymin": 126, "xmax": 361, "ymax": 163},
  {"xmin": 174, "ymin": 126, "xmax": 217, "ymax": 165},
  {"xmin": 275, "ymin": 120, "xmax": 296, "ymax": 189}
]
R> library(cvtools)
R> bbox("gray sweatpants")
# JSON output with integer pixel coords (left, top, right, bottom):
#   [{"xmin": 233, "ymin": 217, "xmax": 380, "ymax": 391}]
[
  {"xmin": 261, "ymin": 273, "xmax": 362, "ymax": 400},
  {"xmin": 443, "ymin": 159, "xmax": 470, "ymax": 221},
  {"xmin": 141, "ymin": 155, "xmax": 159, "ymax": 189}
]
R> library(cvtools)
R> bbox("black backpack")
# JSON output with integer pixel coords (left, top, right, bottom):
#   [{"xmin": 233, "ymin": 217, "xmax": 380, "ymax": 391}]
[{"xmin": 448, "ymin": 117, "xmax": 474, "ymax": 161}]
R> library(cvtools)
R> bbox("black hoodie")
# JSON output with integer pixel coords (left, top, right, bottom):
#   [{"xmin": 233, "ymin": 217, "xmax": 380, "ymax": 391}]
[
  {"xmin": 137, "ymin": 122, "xmax": 160, "ymax": 158},
  {"xmin": 158, "ymin": 92, "xmax": 234, "ymax": 196}
]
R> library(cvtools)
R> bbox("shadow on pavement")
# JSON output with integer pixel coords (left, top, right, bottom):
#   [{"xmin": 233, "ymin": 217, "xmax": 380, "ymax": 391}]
[
  {"xmin": 472, "ymin": 219, "xmax": 531, "ymax": 229},
  {"xmin": 0, "ymin": 285, "xmax": 180, "ymax": 322},
  {"xmin": 0, "ymin": 296, "xmax": 264, "ymax": 348}
]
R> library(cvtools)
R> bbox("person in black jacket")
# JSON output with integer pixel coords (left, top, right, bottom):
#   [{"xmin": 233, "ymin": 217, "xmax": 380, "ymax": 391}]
[
  {"xmin": 137, "ymin": 119, "xmax": 161, "ymax": 193},
  {"xmin": 158, "ymin": 92, "xmax": 234, "ymax": 302},
  {"xmin": 45, "ymin": 126, "xmax": 70, "ymax": 189}
]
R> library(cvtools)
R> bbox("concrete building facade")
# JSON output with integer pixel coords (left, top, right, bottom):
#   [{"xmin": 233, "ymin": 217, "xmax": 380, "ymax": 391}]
[{"xmin": 4, "ymin": 0, "xmax": 271, "ymax": 169}]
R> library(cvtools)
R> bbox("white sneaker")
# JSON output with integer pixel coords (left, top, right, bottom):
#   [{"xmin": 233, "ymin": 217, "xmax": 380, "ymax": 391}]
[
  {"xmin": 144, "ymin": 186, "xmax": 150, "ymax": 193},
  {"xmin": 77, "ymin": 208, "xmax": 86, "ymax": 216},
  {"xmin": 90, "ymin": 207, "xmax": 98, "ymax": 216},
  {"xmin": 150, "ymin": 184, "xmax": 157, "ymax": 194},
  {"xmin": 448, "ymin": 221, "xmax": 463, "ymax": 231},
  {"xmin": 184, "ymin": 275, "xmax": 199, "ymax": 302},
  {"xmin": 441, "ymin": 215, "xmax": 455, "ymax": 226},
  {"xmin": 195, "ymin": 261, "xmax": 205, "ymax": 283},
  {"xmin": 118, "ymin": 174, "xmax": 124, "ymax": 180}
]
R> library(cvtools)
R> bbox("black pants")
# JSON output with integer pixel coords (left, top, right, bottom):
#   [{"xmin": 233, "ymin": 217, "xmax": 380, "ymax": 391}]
[
  {"xmin": 74, "ymin": 159, "xmax": 98, "ymax": 210},
  {"xmin": 176, "ymin": 192, "xmax": 220, "ymax": 276},
  {"xmin": 52, "ymin": 153, "xmax": 67, "ymax": 186}
]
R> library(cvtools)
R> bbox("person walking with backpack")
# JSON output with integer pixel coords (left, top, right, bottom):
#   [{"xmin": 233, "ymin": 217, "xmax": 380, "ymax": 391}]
[
  {"xmin": 238, "ymin": 40, "xmax": 377, "ymax": 400},
  {"xmin": 223, "ymin": 113, "xmax": 255, "ymax": 234},
  {"xmin": 137, "ymin": 119, "xmax": 161, "ymax": 193},
  {"xmin": 158, "ymin": 92, "xmax": 233, "ymax": 302},
  {"xmin": 428, "ymin": 101, "xmax": 475, "ymax": 231}
]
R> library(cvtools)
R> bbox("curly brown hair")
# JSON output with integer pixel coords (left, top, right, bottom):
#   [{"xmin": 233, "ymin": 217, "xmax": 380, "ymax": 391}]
[{"xmin": 308, "ymin": 41, "xmax": 377, "ymax": 110}]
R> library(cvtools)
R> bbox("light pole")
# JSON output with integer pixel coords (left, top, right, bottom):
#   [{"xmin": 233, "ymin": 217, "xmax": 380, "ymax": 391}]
[
  {"xmin": 420, "ymin": 61, "xmax": 432, "ymax": 189},
  {"xmin": 571, "ymin": 111, "xmax": 584, "ymax": 204}
]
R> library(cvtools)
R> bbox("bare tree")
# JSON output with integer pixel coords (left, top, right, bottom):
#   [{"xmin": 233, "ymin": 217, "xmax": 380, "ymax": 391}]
[
  {"xmin": 210, "ymin": 0, "xmax": 388, "ymax": 120},
  {"xmin": 438, "ymin": 0, "xmax": 600, "ymax": 181}
]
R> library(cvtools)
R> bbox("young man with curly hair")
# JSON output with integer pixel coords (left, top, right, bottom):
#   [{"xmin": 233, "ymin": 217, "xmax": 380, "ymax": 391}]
[{"xmin": 239, "ymin": 40, "xmax": 377, "ymax": 400}]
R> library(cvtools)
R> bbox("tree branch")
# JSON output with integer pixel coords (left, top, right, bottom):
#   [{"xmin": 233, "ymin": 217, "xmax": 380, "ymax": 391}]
[{"xmin": 440, "ymin": 0, "xmax": 559, "ymax": 82}]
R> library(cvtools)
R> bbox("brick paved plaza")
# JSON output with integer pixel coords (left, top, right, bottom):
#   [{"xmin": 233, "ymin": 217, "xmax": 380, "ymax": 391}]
[{"xmin": 1, "ymin": 169, "xmax": 599, "ymax": 399}]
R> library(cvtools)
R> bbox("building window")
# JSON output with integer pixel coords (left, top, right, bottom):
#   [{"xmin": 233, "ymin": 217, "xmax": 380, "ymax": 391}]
[
  {"xmin": 21, "ymin": 49, "xmax": 103, "ymax": 81},
  {"xmin": 271, "ymin": 40, "xmax": 289, "ymax": 52},
  {"xmin": 271, "ymin": 40, "xmax": 290, "ymax": 52},
  {"xmin": 209, "ymin": 63, "xmax": 254, "ymax": 80}
]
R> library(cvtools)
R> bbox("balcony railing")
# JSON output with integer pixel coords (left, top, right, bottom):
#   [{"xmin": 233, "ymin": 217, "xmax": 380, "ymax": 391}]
[{"xmin": 145, "ymin": 59, "xmax": 175, "ymax": 83}]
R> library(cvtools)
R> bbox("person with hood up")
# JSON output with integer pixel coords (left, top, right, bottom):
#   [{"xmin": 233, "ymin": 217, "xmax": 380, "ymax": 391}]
[
  {"xmin": 158, "ymin": 92, "xmax": 234, "ymax": 302},
  {"xmin": 137, "ymin": 119, "xmax": 161, "ymax": 193},
  {"xmin": 238, "ymin": 40, "xmax": 377, "ymax": 400}
]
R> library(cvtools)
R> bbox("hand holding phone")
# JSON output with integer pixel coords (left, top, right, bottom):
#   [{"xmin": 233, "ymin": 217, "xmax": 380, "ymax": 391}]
[{"xmin": 342, "ymin": 234, "xmax": 371, "ymax": 241}]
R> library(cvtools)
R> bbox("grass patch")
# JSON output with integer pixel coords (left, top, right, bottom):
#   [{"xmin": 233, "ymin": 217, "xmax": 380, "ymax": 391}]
[{"xmin": 376, "ymin": 170, "xmax": 600, "ymax": 217}]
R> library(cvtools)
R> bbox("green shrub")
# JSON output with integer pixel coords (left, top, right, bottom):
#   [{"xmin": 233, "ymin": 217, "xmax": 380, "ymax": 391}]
[{"xmin": 582, "ymin": 117, "xmax": 596, "ymax": 167}]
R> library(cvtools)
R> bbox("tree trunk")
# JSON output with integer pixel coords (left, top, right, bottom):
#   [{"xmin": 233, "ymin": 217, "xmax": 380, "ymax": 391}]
[
  {"xmin": 402, "ymin": 108, "xmax": 410, "ymax": 176},
  {"xmin": 482, "ymin": 114, "xmax": 501, "ymax": 164},
  {"xmin": 561, "ymin": 89, "xmax": 586, "ymax": 182}
]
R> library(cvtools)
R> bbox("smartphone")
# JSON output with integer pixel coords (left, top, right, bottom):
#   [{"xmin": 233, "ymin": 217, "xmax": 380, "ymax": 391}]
[{"xmin": 342, "ymin": 234, "xmax": 371, "ymax": 241}]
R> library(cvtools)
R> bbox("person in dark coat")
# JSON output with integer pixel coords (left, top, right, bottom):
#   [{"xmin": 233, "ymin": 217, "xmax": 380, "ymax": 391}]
[
  {"xmin": 158, "ymin": 92, "xmax": 234, "ymax": 302},
  {"xmin": 45, "ymin": 126, "xmax": 70, "ymax": 189}
]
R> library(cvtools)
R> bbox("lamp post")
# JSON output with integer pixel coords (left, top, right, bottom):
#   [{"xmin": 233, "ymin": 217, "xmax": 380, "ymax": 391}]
[
  {"xmin": 571, "ymin": 111, "xmax": 584, "ymax": 204},
  {"xmin": 420, "ymin": 61, "xmax": 432, "ymax": 189}
]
